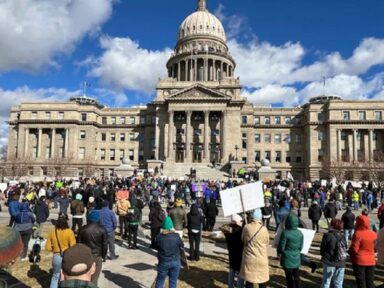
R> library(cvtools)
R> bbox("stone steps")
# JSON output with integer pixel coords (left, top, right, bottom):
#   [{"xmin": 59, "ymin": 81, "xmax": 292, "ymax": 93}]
[{"xmin": 162, "ymin": 162, "xmax": 230, "ymax": 180}]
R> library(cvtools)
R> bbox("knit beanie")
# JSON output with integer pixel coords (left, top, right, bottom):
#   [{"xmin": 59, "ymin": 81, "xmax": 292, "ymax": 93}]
[
  {"xmin": 87, "ymin": 210, "xmax": 100, "ymax": 223},
  {"xmin": 0, "ymin": 227, "xmax": 23, "ymax": 268},
  {"xmin": 162, "ymin": 216, "xmax": 174, "ymax": 230},
  {"xmin": 231, "ymin": 214, "xmax": 243, "ymax": 227},
  {"xmin": 75, "ymin": 194, "xmax": 83, "ymax": 201},
  {"xmin": 251, "ymin": 208, "xmax": 262, "ymax": 221}
]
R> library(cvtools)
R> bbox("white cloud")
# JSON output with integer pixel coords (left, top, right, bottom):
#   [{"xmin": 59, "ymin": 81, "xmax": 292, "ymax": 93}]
[
  {"xmin": 88, "ymin": 37, "xmax": 172, "ymax": 94},
  {"xmin": 242, "ymin": 85, "xmax": 298, "ymax": 106},
  {"xmin": 0, "ymin": 0, "xmax": 115, "ymax": 72}
]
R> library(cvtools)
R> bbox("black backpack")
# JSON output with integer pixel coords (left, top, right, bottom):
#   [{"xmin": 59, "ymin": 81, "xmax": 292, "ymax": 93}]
[{"xmin": 333, "ymin": 233, "xmax": 347, "ymax": 262}]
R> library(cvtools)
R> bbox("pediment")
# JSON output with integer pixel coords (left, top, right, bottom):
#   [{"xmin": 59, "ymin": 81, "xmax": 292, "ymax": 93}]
[{"xmin": 166, "ymin": 84, "xmax": 231, "ymax": 102}]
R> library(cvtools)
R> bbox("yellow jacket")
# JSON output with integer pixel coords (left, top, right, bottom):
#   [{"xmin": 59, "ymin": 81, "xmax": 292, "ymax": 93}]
[{"xmin": 45, "ymin": 227, "xmax": 76, "ymax": 254}]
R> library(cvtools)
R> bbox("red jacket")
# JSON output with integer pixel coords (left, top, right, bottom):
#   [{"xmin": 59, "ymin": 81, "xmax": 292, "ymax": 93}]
[{"xmin": 349, "ymin": 215, "xmax": 377, "ymax": 266}]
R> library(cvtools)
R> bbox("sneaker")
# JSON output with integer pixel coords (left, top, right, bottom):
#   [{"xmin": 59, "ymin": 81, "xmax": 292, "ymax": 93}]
[
  {"xmin": 309, "ymin": 261, "xmax": 317, "ymax": 273},
  {"xmin": 21, "ymin": 257, "xmax": 28, "ymax": 262}
]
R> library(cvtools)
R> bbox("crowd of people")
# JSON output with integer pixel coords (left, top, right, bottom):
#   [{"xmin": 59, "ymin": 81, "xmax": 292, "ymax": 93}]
[{"xmin": 0, "ymin": 175, "xmax": 384, "ymax": 288}]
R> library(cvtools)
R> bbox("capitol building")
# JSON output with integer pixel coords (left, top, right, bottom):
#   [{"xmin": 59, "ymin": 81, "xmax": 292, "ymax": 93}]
[{"xmin": 4, "ymin": 0, "xmax": 384, "ymax": 181}]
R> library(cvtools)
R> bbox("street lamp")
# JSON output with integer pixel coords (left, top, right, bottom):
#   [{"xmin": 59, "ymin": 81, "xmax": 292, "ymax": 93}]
[{"xmin": 235, "ymin": 145, "xmax": 239, "ymax": 161}]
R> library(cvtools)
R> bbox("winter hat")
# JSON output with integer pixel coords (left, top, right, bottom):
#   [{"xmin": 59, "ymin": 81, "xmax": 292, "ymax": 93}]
[
  {"xmin": 162, "ymin": 216, "xmax": 174, "ymax": 230},
  {"xmin": 175, "ymin": 198, "xmax": 183, "ymax": 207},
  {"xmin": 102, "ymin": 200, "xmax": 109, "ymax": 207},
  {"xmin": 231, "ymin": 214, "xmax": 243, "ymax": 226},
  {"xmin": 75, "ymin": 194, "xmax": 83, "ymax": 201},
  {"xmin": 251, "ymin": 208, "xmax": 262, "ymax": 221},
  {"xmin": 87, "ymin": 210, "xmax": 100, "ymax": 223},
  {"xmin": 0, "ymin": 227, "xmax": 23, "ymax": 268},
  {"xmin": 88, "ymin": 196, "xmax": 95, "ymax": 204},
  {"xmin": 62, "ymin": 244, "xmax": 94, "ymax": 277}
]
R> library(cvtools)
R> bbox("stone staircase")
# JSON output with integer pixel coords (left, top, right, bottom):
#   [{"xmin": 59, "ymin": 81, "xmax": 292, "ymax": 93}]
[{"xmin": 162, "ymin": 162, "xmax": 230, "ymax": 180}]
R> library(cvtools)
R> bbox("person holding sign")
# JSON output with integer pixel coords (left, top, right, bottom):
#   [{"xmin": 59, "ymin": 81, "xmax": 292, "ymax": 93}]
[
  {"xmin": 239, "ymin": 209, "xmax": 269, "ymax": 288},
  {"xmin": 277, "ymin": 213, "xmax": 304, "ymax": 288}
]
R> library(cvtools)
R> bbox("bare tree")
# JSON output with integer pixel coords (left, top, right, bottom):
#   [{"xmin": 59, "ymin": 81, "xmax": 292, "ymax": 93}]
[
  {"xmin": 322, "ymin": 156, "xmax": 347, "ymax": 181},
  {"xmin": 369, "ymin": 151, "xmax": 384, "ymax": 189}
]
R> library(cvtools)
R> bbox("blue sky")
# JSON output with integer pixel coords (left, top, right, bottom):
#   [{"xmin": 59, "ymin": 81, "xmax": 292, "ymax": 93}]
[{"xmin": 0, "ymin": 0, "xmax": 384, "ymax": 148}]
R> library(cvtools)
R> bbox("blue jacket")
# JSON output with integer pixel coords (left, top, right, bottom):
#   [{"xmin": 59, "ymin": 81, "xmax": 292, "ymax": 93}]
[
  {"xmin": 99, "ymin": 207, "xmax": 117, "ymax": 233},
  {"xmin": 9, "ymin": 200, "xmax": 21, "ymax": 217},
  {"xmin": 155, "ymin": 232, "xmax": 183, "ymax": 263}
]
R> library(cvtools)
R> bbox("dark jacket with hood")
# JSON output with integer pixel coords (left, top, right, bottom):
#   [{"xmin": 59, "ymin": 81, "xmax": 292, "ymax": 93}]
[
  {"xmin": 78, "ymin": 222, "xmax": 108, "ymax": 259},
  {"xmin": 221, "ymin": 224, "xmax": 244, "ymax": 271},
  {"xmin": 320, "ymin": 229, "xmax": 347, "ymax": 267},
  {"xmin": 204, "ymin": 201, "xmax": 219, "ymax": 218},
  {"xmin": 34, "ymin": 198, "xmax": 49, "ymax": 224},
  {"xmin": 187, "ymin": 204, "xmax": 204, "ymax": 231},
  {"xmin": 277, "ymin": 213, "xmax": 303, "ymax": 269},
  {"xmin": 149, "ymin": 202, "xmax": 165, "ymax": 229},
  {"xmin": 342, "ymin": 209, "xmax": 355, "ymax": 230},
  {"xmin": 308, "ymin": 202, "xmax": 322, "ymax": 221},
  {"xmin": 323, "ymin": 202, "xmax": 337, "ymax": 219}
]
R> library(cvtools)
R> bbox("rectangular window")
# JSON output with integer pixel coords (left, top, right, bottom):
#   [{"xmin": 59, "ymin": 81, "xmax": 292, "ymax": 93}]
[
  {"xmin": 80, "ymin": 130, "xmax": 86, "ymax": 140},
  {"xmin": 110, "ymin": 149, "xmax": 115, "ymax": 161},
  {"xmin": 152, "ymin": 116, "xmax": 157, "ymax": 124},
  {"xmin": 275, "ymin": 134, "xmax": 282, "ymax": 144},
  {"xmin": 264, "ymin": 134, "xmax": 271, "ymax": 143},
  {"xmin": 58, "ymin": 112, "xmax": 64, "ymax": 120},
  {"xmin": 295, "ymin": 134, "xmax": 302, "ymax": 144},
  {"xmin": 102, "ymin": 117, "xmax": 107, "ymax": 124},
  {"xmin": 285, "ymin": 116, "xmax": 291, "ymax": 124},
  {"xmin": 356, "ymin": 131, "xmax": 362, "ymax": 141},
  {"xmin": 193, "ymin": 129, "xmax": 202, "ymax": 136},
  {"xmin": 120, "ymin": 133, "xmax": 125, "ymax": 141},
  {"xmin": 177, "ymin": 129, "xmax": 185, "ymax": 135},
  {"xmin": 296, "ymin": 152, "xmax": 302, "ymax": 163},
  {"xmin": 242, "ymin": 116, "xmax": 247, "ymax": 124},
  {"xmin": 111, "ymin": 117, "xmax": 116, "ymax": 124},
  {"xmin": 286, "ymin": 152, "xmax": 291, "ymax": 163},
  {"xmin": 129, "ymin": 149, "xmax": 134, "ymax": 161},
  {"xmin": 265, "ymin": 151, "xmax": 271, "ymax": 161},
  {"xmin": 275, "ymin": 116, "xmax": 281, "ymax": 125},
  {"xmin": 318, "ymin": 130, "xmax": 325, "ymax": 141},
  {"xmin": 119, "ymin": 149, "xmax": 125, "ymax": 160},
  {"xmin": 341, "ymin": 131, "xmax": 347, "ymax": 141},
  {"xmin": 318, "ymin": 112, "xmax": 325, "ymax": 122},
  {"xmin": 81, "ymin": 113, "xmax": 87, "ymax": 121},
  {"xmin": 101, "ymin": 133, "xmax": 106, "ymax": 141},
  {"xmin": 242, "ymin": 139, "xmax": 247, "ymax": 149},
  {"xmin": 255, "ymin": 151, "xmax": 261, "ymax": 162},
  {"xmin": 275, "ymin": 151, "xmax": 282, "ymax": 162},
  {"xmin": 32, "ymin": 112, "xmax": 37, "ymax": 119},
  {"xmin": 129, "ymin": 133, "xmax": 135, "ymax": 141},
  {"xmin": 100, "ymin": 149, "xmax": 105, "ymax": 161},
  {"xmin": 139, "ymin": 150, "xmax": 144, "ymax": 161},
  {"xmin": 138, "ymin": 133, "xmax": 144, "ymax": 143},
  {"xmin": 373, "ymin": 131, "xmax": 378, "ymax": 141},
  {"xmin": 285, "ymin": 134, "xmax": 291, "ymax": 144},
  {"xmin": 45, "ymin": 112, "xmax": 51, "ymax": 120},
  {"xmin": 343, "ymin": 111, "xmax": 350, "ymax": 120},
  {"xmin": 264, "ymin": 116, "xmax": 271, "ymax": 125},
  {"xmin": 254, "ymin": 117, "xmax": 260, "ymax": 125},
  {"xmin": 318, "ymin": 149, "xmax": 324, "ymax": 162},
  {"xmin": 358, "ymin": 111, "xmax": 366, "ymax": 120},
  {"xmin": 110, "ymin": 133, "xmax": 116, "ymax": 142},
  {"xmin": 255, "ymin": 134, "xmax": 261, "ymax": 143},
  {"xmin": 140, "ymin": 116, "xmax": 145, "ymax": 124},
  {"xmin": 79, "ymin": 147, "xmax": 85, "ymax": 160},
  {"xmin": 130, "ymin": 117, "xmax": 135, "ymax": 125},
  {"xmin": 120, "ymin": 117, "xmax": 126, "ymax": 124},
  {"xmin": 375, "ymin": 111, "xmax": 382, "ymax": 120},
  {"xmin": 211, "ymin": 129, "xmax": 219, "ymax": 136}
]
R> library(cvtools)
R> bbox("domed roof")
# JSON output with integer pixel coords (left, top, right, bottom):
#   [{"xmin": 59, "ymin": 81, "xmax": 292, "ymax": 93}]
[{"xmin": 178, "ymin": 0, "xmax": 226, "ymax": 42}]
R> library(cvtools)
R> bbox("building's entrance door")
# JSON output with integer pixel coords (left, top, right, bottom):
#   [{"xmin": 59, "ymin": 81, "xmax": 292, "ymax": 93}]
[
  {"xmin": 210, "ymin": 149, "xmax": 220, "ymax": 165},
  {"xmin": 193, "ymin": 146, "xmax": 202, "ymax": 163},
  {"xmin": 176, "ymin": 147, "xmax": 185, "ymax": 163}
]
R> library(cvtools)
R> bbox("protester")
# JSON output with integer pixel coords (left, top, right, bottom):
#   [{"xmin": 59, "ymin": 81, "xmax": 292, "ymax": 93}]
[
  {"xmin": 149, "ymin": 200, "xmax": 166, "ymax": 249},
  {"xmin": 277, "ymin": 213, "xmax": 304, "ymax": 288},
  {"xmin": 187, "ymin": 203, "xmax": 204, "ymax": 261},
  {"xmin": 58, "ymin": 193, "xmax": 70, "ymax": 216},
  {"xmin": 349, "ymin": 215, "xmax": 377, "ymax": 288},
  {"xmin": 34, "ymin": 195, "xmax": 50, "ymax": 233},
  {"xmin": 239, "ymin": 209, "xmax": 269, "ymax": 288},
  {"xmin": 169, "ymin": 198, "xmax": 187, "ymax": 240},
  {"xmin": 378, "ymin": 199, "xmax": 384, "ymax": 229},
  {"xmin": 221, "ymin": 215, "xmax": 244, "ymax": 288},
  {"xmin": 320, "ymin": 219, "xmax": 347, "ymax": 288},
  {"xmin": 127, "ymin": 197, "xmax": 140, "ymax": 249},
  {"xmin": 308, "ymin": 200, "xmax": 322, "ymax": 232},
  {"xmin": 376, "ymin": 225, "xmax": 384, "ymax": 266},
  {"xmin": 70, "ymin": 193, "xmax": 85, "ymax": 233},
  {"xmin": 8, "ymin": 193, "xmax": 21, "ymax": 227},
  {"xmin": 14, "ymin": 201, "xmax": 35, "ymax": 261},
  {"xmin": 59, "ymin": 244, "xmax": 97, "ymax": 288},
  {"xmin": 115, "ymin": 193, "xmax": 130, "ymax": 238},
  {"xmin": 204, "ymin": 197, "xmax": 218, "ymax": 231},
  {"xmin": 261, "ymin": 200, "xmax": 273, "ymax": 230},
  {"xmin": 46, "ymin": 214, "xmax": 76, "ymax": 288},
  {"xmin": 99, "ymin": 200, "xmax": 119, "ymax": 260},
  {"xmin": 341, "ymin": 206, "xmax": 355, "ymax": 244},
  {"xmin": 154, "ymin": 216, "xmax": 184, "ymax": 288},
  {"xmin": 323, "ymin": 200, "xmax": 338, "ymax": 227},
  {"xmin": 78, "ymin": 210, "xmax": 108, "ymax": 286}
]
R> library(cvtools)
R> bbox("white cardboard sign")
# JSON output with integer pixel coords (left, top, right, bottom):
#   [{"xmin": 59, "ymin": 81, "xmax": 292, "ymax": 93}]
[
  {"xmin": 298, "ymin": 228, "xmax": 316, "ymax": 255},
  {"xmin": 0, "ymin": 183, "xmax": 7, "ymax": 192},
  {"xmin": 220, "ymin": 181, "xmax": 265, "ymax": 217}
]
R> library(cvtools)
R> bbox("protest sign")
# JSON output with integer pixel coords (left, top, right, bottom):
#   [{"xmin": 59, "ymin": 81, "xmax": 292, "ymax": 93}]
[
  {"xmin": 321, "ymin": 179, "xmax": 327, "ymax": 187},
  {"xmin": 0, "ymin": 183, "xmax": 7, "ymax": 192},
  {"xmin": 220, "ymin": 181, "xmax": 264, "ymax": 217},
  {"xmin": 298, "ymin": 228, "xmax": 316, "ymax": 254}
]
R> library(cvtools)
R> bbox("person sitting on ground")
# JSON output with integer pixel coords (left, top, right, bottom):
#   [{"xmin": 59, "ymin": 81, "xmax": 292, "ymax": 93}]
[
  {"xmin": 78, "ymin": 210, "xmax": 108, "ymax": 286},
  {"xmin": 59, "ymin": 244, "xmax": 97, "ymax": 288},
  {"xmin": 154, "ymin": 216, "xmax": 184, "ymax": 288}
]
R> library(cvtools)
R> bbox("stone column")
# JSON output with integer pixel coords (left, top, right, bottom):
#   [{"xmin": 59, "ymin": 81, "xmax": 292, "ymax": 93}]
[
  {"xmin": 364, "ymin": 130, "xmax": 369, "ymax": 162},
  {"xmin": 204, "ymin": 58, "xmax": 208, "ymax": 81},
  {"xmin": 24, "ymin": 128, "xmax": 29, "ymax": 157},
  {"xmin": 177, "ymin": 62, "xmax": 181, "ymax": 81},
  {"xmin": 220, "ymin": 62, "xmax": 224, "ymax": 80},
  {"xmin": 194, "ymin": 59, "xmax": 197, "ymax": 81},
  {"xmin": 213, "ymin": 60, "xmax": 216, "ymax": 81},
  {"xmin": 369, "ymin": 129, "xmax": 374, "ymax": 162},
  {"xmin": 185, "ymin": 111, "xmax": 192, "ymax": 162},
  {"xmin": 204, "ymin": 111, "xmax": 210, "ymax": 161},
  {"xmin": 221, "ymin": 111, "xmax": 227, "ymax": 163},
  {"xmin": 336, "ymin": 129, "xmax": 341, "ymax": 161},
  {"xmin": 51, "ymin": 128, "xmax": 56, "ymax": 159},
  {"xmin": 353, "ymin": 129, "xmax": 358, "ymax": 162},
  {"xmin": 168, "ymin": 111, "xmax": 174, "ymax": 161},
  {"xmin": 64, "ymin": 129, "xmax": 69, "ymax": 158},
  {"xmin": 37, "ymin": 128, "xmax": 42, "ymax": 158},
  {"xmin": 155, "ymin": 115, "xmax": 160, "ymax": 160},
  {"xmin": 185, "ymin": 60, "xmax": 188, "ymax": 82}
]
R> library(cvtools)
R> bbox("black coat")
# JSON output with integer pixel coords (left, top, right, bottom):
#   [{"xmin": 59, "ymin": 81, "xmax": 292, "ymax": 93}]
[
  {"xmin": 222, "ymin": 224, "xmax": 243, "ymax": 271},
  {"xmin": 78, "ymin": 222, "xmax": 108, "ymax": 259},
  {"xmin": 308, "ymin": 203, "xmax": 322, "ymax": 221},
  {"xmin": 341, "ymin": 210, "xmax": 356, "ymax": 230},
  {"xmin": 323, "ymin": 202, "xmax": 337, "ymax": 219},
  {"xmin": 149, "ymin": 206, "xmax": 165, "ymax": 229},
  {"xmin": 320, "ymin": 230, "xmax": 346, "ymax": 267},
  {"xmin": 204, "ymin": 201, "xmax": 218, "ymax": 218},
  {"xmin": 34, "ymin": 200, "xmax": 49, "ymax": 224},
  {"xmin": 187, "ymin": 205, "xmax": 204, "ymax": 231}
]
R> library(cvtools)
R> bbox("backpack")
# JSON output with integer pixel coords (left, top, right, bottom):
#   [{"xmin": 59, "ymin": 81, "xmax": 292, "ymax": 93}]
[{"xmin": 333, "ymin": 233, "xmax": 347, "ymax": 262}]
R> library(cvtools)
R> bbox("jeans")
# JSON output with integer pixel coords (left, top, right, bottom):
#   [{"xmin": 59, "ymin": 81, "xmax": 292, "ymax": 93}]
[
  {"xmin": 312, "ymin": 220, "xmax": 319, "ymax": 232},
  {"xmin": 50, "ymin": 254, "xmax": 62, "ymax": 288},
  {"xmin": 284, "ymin": 268, "xmax": 301, "ymax": 288},
  {"xmin": 188, "ymin": 231, "xmax": 201, "ymax": 261},
  {"xmin": 344, "ymin": 229, "xmax": 354, "ymax": 244},
  {"xmin": 352, "ymin": 264, "xmax": 375, "ymax": 288},
  {"xmin": 107, "ymin": 232, "xmax": 117, "ymax": 259},
  {"xmin": 128, "ymin": 225, "xmax": 138, "ymax": 247},
  {"xmin": 205, "ymin": 217, "xmax": 216, "ymax": 231},
  {"xmin": 119, "ymin": 215, "xmax": 128, "ymax": 237},
  {"xmin": 19, "ymin": 229, "xmax": 32, "ymax": 258},
  {"xmin": 321, "ymin": 264, "xmax": 345, "ymax": 288},
  {"xmin": 151, "ymin": 227, "xmax": 161, "ymax": 248},
  {"xmin": 155, "ymin": 260, "xmax": 181, "ymax": 288},
  {"xmin": 72, "ymin": 218, "xmax": 83, "ymax": 233},
  {"xmin": 353, "ymin": 201, "xmax": 359, "ymax": 210},
  {"xmin": 91, "ymin": 256, "xmax": 103, "ymax": 286},
  {"xmin": 228, "ymin": 268, "xmax": 244, "ymax": 288}
]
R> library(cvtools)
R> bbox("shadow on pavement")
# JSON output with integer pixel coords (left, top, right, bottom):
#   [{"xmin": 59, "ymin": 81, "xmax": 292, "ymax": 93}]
[{"xmin": 103, "ymin": 270, "xmax": 145, "ymax": 288}]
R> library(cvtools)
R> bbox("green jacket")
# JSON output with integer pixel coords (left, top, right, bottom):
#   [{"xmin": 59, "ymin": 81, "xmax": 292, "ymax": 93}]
[
  {"xmin": 277, "ymin": 213, "xmax": 303, "ymax": 269},
  {"xmin": 59, "ymin": 280, "xmax": 98, "ymax": 288}
]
